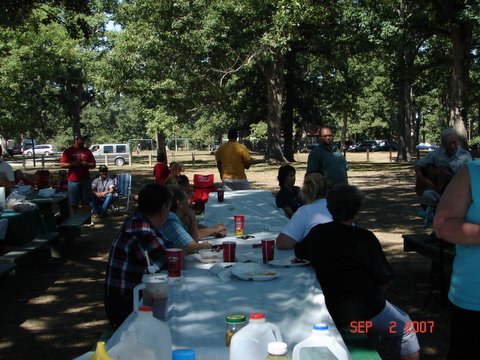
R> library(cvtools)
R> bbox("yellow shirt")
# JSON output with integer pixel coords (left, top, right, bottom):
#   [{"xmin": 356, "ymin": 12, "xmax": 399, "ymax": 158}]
[{"xmin": 215, "ymin": 141, "xmax": 252, "ymax": 179}]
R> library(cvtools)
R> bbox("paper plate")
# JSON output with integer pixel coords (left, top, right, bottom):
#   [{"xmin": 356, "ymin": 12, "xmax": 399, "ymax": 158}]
[
  {"xmin": 252, "ymin": 271, "xmax": 279, "ymax": 281},
  {"xmin": 268, "ymin": 258, "xmax": 310, "ymax": 268}
]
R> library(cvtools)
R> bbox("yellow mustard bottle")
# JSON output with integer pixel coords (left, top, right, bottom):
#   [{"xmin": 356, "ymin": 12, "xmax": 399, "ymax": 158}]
[{"xmin": 90, "ymin": 341, "xmax": 113, "ymax": 360}]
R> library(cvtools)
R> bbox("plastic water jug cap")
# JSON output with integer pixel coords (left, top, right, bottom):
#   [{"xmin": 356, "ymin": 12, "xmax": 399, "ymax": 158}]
[
  {"xmin": 139, "ymin": 305, "xmax": 153, "ymax": 312},
  {"xmin": 249, "ymin": 312, "xmax": 265, "ymax": 320},
  {"xmin": 267, "ymin": 342, "xmax": 288, "ymax": 355},
  {"xmin": 172, "ymin": 349, "xmax": 195, "ymax": 360},
  {"xmin": 225, "ymin": 314, "xmax": 246, "ymax": 324},
  {"xmin": 313, "ymin": 323, "xmax": 329, "ymax": 331}
]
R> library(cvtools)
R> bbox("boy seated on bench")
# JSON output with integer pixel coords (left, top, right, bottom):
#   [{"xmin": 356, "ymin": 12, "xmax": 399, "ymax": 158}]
[{"xmin": 91, "ymin": 165, "xmax": 117, "ymax": 216}]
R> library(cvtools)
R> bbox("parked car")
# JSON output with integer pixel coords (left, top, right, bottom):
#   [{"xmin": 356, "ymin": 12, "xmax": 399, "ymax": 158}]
[
  {"xmin": 348, "ymin": 141, "xmax": 378, "ymax": 152},
  {"xmin": 209, "ymin": 144, "xmax": 220, "ymax": 154},
  {"xmin": 416, "ymin": 142, "xmax": 439, "ymax": 151},
  {"xmin": 377, "ymin": 140, "xmax": 398, "ymax": 151},
  {"xmin": 23, "ymin": 144, "xmax": 58, "ymax": 156},
  {"xmin": 89, "ymin": 143, "xmax": 130, "ymax": 166}
]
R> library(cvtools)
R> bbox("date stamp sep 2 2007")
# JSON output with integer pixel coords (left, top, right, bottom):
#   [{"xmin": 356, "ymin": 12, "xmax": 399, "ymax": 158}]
[{"xmin": 350, "ymin": 320, "xmax": 435, "ymax": 334}]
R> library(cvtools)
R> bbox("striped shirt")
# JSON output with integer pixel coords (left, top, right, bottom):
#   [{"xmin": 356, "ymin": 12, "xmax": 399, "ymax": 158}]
[{"xmin": 160, "ymin": 212, "xmax": 193, "ymax": 249}]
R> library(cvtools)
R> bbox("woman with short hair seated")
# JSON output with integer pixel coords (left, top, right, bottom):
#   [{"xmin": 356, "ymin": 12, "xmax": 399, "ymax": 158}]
[
  {"xmin": 275, "ymin": 172, "xmax": 332, "ymax": 249},
  {"xmin": 295, "ymin": 184, "xmax": 420, "ymax": 360},
  {"xmin": 161, "ymin": 185, "xmax": 213, "ymax": 253}
]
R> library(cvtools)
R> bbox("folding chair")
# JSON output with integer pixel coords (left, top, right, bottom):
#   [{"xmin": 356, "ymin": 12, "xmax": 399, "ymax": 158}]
[
  {"xmin": 113, "ymin": 174, "xmax": 132, "ymax": 212},
  {"xmin": 190, "ymin": 174, "xmax": 216, "ymax": 212}
]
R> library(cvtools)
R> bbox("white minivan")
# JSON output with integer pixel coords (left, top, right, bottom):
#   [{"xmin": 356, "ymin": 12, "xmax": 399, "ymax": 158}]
[{"xmin": 89, "ymin": 143, "xmax": 130, "ymax": 166}]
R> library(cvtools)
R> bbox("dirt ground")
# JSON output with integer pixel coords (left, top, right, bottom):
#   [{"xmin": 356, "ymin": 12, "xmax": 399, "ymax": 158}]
[{"xmin": 0, "ymin": 151, "xmax": 449, "ymax": 359}]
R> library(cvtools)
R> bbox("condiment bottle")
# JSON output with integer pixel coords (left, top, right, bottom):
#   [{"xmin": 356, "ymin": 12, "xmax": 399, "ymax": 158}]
[
  {"xmin": 265, "ymin": 342, "xmax": 291, "ymax": 359},
  {"xmin": 225, "ymin": 314, "xmax": 247, "ymax": 347}
]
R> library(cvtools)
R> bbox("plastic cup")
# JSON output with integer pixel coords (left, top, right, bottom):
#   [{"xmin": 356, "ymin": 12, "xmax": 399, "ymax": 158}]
[
  {"xmin": 223, "ymin": 241, "xmax": 237, "ymax": 262},
  {"xmin": 167, "ymin": 248, "xmax": 182, "ymax": 277},
  {"xmin": 261, "ymin": 239, "xmax": 275, "ymax": 263},
  {"xmin": 234, "ymin": 215, "xmax": 245, "ymax": 236},
  {"xmin": 217, "ymin": 188, "xmax": 225, "ymax": 202}
]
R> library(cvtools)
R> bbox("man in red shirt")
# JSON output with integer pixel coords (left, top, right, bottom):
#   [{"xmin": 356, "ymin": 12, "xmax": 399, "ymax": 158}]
[{"xmin": 60, "ymin": 134, "xmax": 96, "ymax": 214}]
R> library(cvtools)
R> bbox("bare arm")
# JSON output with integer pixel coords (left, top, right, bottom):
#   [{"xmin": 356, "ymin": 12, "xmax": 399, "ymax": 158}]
[
  {"xmin": 281, "ymin": 207, "xmax": 294, "ymax": 219},
  {"xmin": 276, "ymin": 233, "xmax": 297, "ymax": 250},
  {"xmin": 197, "ymin": 223, "xmax": 227, "ymax": 239},
  {"xmin": 183, "ymin": 240, "xmax": 212, "ymax": 254},
  {"xmin": 433, "ymin": 166, "xmax": 480, "ymax": 245}
]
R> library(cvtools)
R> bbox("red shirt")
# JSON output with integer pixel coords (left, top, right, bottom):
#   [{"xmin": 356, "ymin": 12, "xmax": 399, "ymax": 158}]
[
  {"xmin": 154, "ymin": 162, "xmax": 171, "ymax": 185},
  {"xmin": 60, "ymin": 145, "xmax": 96, "ymax": 181}
]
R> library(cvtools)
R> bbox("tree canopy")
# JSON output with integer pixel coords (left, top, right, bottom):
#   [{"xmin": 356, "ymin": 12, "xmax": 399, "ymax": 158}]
[{"xmin": 1, "ymin": 0, "xmax": 480, "ymax": 160}]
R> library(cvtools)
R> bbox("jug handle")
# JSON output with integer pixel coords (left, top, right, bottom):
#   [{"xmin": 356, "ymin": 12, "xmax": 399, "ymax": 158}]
[
  {"xmin": 267, "ymin": 323, "xmax": 283, "ymax": 342},
  {"xmin": 133, "ymin": 283, "xmax": 146, "ymax": 313}
]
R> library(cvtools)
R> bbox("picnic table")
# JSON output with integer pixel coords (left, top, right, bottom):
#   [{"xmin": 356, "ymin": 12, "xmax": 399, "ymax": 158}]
[
  {"xmin": 76, "ymin": 190, "xmax": 379, "ymax": 360},
  {"xmin": 28, "ymin": 191, "xmax": 69, "ymax": 232}
]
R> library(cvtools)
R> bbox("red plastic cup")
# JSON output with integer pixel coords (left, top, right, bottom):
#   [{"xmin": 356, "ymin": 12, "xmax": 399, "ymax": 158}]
[
  {"xmin": 223, "ymin": 241, "xmax": 237, "ymax": 262},
  {"xmin": 234, "ymin": 215, "xmax": 245, "ymax": 236},
  {"xmin": 167, "ymin": 248, "xmax": 182, "ymax": 277},
  {"xmin": 261, "ymin": 239, "xmax": 275, "ymax": 263},
  {"xmin": 217, "ymin": 188, "xmax": 224, "ymax": 202}
]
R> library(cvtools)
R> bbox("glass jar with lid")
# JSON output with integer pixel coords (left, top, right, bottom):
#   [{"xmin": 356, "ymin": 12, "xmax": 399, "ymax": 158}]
[{"xmin": 225, "ymin": 314, "xmax": 247, "ymax": 347}]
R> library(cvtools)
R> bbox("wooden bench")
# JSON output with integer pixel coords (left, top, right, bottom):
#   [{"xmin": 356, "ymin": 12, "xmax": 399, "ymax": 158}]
[
  {"xmin": 0, "ymin": 232, "xmax": 60, "ymax": 265},
  {"xmin": 58, "ymin": 211, "xmax": 91, "ymax": 243}
]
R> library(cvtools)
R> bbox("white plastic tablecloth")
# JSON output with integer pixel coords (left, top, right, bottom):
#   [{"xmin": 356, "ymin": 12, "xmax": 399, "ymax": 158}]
[{"xmin": 101, "ymin": 190, "xmax": 351, "ymax": 360}]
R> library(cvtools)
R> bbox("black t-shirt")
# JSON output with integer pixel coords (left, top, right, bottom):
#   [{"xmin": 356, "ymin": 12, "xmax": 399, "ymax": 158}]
[
  {"xmin": 295, "ymin": 222, "xmax": 393, "ymax": 326},
  {"xmin": 275, "ymin": 186, "xmax": 302, "ymax": 213}
]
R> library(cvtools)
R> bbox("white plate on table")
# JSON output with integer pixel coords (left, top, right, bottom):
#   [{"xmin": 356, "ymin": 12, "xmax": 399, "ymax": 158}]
[
  {"xmin": 268, "ymin": 258, "xmax": 310, "ymax": 268},
  {"xmin": 230, "ymin": 263, "xmax": 279, "ymax": 281}
]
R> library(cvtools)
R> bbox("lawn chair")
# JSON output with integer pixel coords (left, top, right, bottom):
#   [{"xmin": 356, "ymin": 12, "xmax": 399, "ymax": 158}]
[
  {"xmin": 113, "ymin": 173, "xmax": 132, "ymax": 212},
  {"xmin": 190, "ymin": 174, "xmax": 216, "ymax": 213}
]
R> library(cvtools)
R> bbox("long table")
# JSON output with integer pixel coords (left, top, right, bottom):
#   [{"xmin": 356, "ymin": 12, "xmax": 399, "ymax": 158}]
[
  {"xmin": 28, "ymin": 191, "xmax": 69, "ymax": 232},
  {"xmin": 82, "ymin": 191, "xmax": 353, "ymax": 359},
  {"xmin": 403, "ymin": 233, "xmax": 455, "ymax": 307}
]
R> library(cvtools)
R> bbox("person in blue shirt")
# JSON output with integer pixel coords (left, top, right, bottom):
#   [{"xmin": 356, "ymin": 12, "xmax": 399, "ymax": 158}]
[{"xmin": 434, "ymin": 160, "xmax": 480, "ymax": 359}]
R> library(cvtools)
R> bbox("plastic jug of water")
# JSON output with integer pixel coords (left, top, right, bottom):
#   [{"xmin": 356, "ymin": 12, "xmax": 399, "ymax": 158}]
[
  {"xmin": 229, "ymin": 312, "xmax": 283, "ymax": 360},
  {"xmin": 128, "ymin": 305, "xmax": 172, "ymax": 360},
  {"xmin": 133, "ymin": 273, "xmax": 168, "ymax": 320},
  {"xmin": 108, "ymin": 329, "xmax": 155, "ymax": 360},
  {"xmin": 292, "ymin": 323, "xmax": 349, "ymax": 360}
]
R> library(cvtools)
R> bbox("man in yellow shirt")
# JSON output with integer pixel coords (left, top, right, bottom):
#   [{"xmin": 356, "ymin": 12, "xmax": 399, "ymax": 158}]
[{"xmin": 215, "ymin": 129, "xmax": 253, "ymax": 190}]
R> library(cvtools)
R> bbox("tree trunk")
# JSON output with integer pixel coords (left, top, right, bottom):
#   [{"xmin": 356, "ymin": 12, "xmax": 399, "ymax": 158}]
[
  {"xmin": 156, "ymin": 131, "xmax": 167, "ymax": 163},
  {"xmin": 282, "ymin": 50, "xmax": 296, "ymax": 162},
  {"xmin": 396, "ymin": 47, "xmax": 414, "ymax": 162},
  {"xmin": 448, "ymin": 21, "xmax": 472, "ymax": 148},
  {"xmin": 260, "ymin": 51, "xmax": 287, "ymax": 162}
]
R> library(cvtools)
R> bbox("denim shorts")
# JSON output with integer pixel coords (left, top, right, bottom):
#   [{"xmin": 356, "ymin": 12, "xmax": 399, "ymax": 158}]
[
  {"xmin": 68, "ymin": 179, "xmax": 93, "ymax": 206},
  {"xmin": 368, "ymin": 301, "xmax": 420, "ymax": 357}
]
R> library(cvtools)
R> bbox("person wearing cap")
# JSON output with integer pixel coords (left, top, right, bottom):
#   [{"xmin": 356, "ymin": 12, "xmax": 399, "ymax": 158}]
[
  {"xmin": 60, "ymin": 134, "xmax": 96, "ymax": 214},
  {"xmin": 215, "ymin": 129, "xmax": 253, "ymax": 191},
  {"xmin": 91, "ymin": 165, "xmax": 117, "ymax": 216}
]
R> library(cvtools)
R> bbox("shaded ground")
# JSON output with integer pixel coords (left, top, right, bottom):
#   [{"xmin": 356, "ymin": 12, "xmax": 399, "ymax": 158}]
[{"xmin": 0, "ymin": 151, "xmax": 449, "ymax": 359}]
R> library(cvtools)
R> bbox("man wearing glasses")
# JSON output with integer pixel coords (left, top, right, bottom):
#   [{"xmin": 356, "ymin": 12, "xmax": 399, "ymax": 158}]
[{"xmin": 306, "ymin": 126, "xmax": 348, "ymax": 188}]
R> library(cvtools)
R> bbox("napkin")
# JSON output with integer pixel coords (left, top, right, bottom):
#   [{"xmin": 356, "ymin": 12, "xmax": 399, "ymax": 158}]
[{"xmin": 209, "ymin": 264, "xmax": 232, "ymax": 282}]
